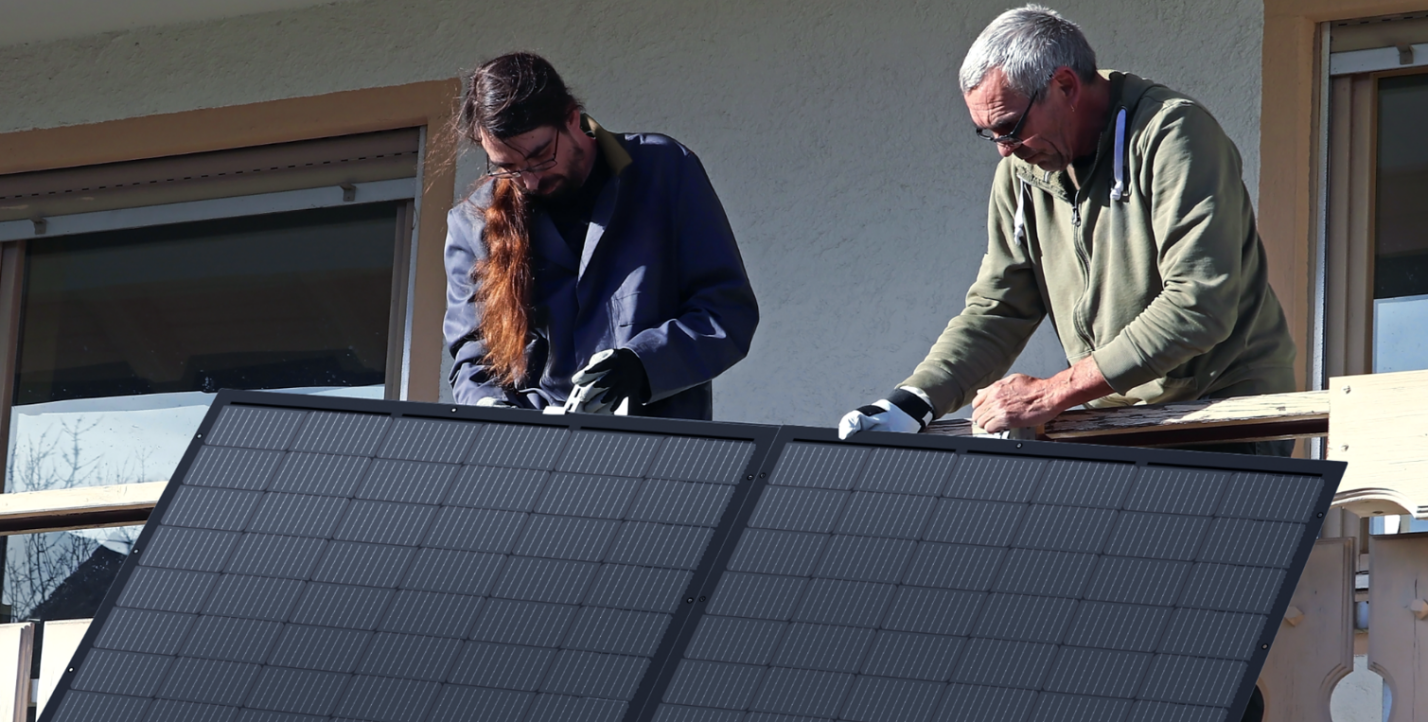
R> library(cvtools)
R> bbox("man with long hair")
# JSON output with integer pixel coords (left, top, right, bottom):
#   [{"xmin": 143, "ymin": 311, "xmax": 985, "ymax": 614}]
[{"xmin": 444, "ymin": 52, "xmax": 758, "ymax": 419}]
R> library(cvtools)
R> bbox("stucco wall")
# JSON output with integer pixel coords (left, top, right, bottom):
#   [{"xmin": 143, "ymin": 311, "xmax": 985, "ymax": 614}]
[{"xmin": 0, "ymin": 0, "xmax": 1263, "ymax": 426}]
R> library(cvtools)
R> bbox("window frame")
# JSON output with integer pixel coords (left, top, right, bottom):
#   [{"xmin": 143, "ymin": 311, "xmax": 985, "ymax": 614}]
[
  {"xmin": 1323, "ymin": 54, "xmax": 1428, "ymax": 382},
  {"xmin": 0, "ymin": 81, "xmax": 459, "ymax": 499}
]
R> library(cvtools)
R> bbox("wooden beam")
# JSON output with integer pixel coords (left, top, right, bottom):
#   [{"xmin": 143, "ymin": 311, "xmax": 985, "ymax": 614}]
[
  {"xmin": 1328, "ymin": 369, "xmax": 1428, "ymax": 518},
  {"xmin": 924, "ymin": 389, "xmax": 1330, "ymax": 447},
  {"xmin": 0, "ymin": 376, "xmax": 1417, "ymax": 534},
  {"xmin": 0, "ymin": 482, "xmax": 165, "ymax": 536}
]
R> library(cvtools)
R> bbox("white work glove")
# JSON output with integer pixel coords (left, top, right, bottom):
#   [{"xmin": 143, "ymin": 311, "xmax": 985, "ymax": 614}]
[
  {"xmin": 563, "ymin": 348, "xmax": 648, "ymax": 415},
  {"xmin": 474, "ymin": 396, "xmax": 516, "ymax": 408},
  {"xmin": 838, "ymin": 387, "xmax": 936, "ymax": 440}
]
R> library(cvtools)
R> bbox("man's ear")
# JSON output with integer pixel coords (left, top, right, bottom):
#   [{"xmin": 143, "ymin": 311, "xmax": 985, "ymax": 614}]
[{"xmin": 1052, "ymin": 66, "xmax": 1080, "ymax": 102}]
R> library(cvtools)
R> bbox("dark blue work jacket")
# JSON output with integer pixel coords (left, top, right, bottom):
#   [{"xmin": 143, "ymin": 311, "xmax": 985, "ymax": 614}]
[{"xmin": 443, "ymin": 120, "xmax": 759, "ymax": 419}]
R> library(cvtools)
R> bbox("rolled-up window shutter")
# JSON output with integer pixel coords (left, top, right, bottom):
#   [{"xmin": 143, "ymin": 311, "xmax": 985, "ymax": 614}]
[
  {"xmin": 0, "ymin": 128, "xmax": 420, "ymax": 223},
  {"xmin": 1331, "ymin": 13, "xmax": 1428, "ymax": 52}
]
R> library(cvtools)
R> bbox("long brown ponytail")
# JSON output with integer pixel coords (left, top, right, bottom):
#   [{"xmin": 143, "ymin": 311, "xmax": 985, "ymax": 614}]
[
  {"xmin": 472, "ymin": 177, "xmax": 531, "ymax": 386},
  {"xmin": 455, "ymin": 52, "xmax": 580, "ymax": 387}
]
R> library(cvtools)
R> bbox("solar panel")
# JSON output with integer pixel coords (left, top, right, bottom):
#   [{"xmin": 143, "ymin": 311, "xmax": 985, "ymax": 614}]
[
  {"xmin": 646, "ymin": 432, "xmax": 1339, "ymax": 722},
  {"xmin": 41, "ymin": 393, "xmax": 1342, "ymax": 722}
]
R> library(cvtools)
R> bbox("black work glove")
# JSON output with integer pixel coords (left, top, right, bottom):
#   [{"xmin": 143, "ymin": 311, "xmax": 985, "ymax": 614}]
[{"xmin": 562, "ymin": 348, "xmax": 648, "ymax": 414}]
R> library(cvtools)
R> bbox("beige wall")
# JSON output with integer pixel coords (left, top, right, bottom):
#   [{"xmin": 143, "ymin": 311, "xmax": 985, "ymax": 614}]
[{"xmin": 0, "ymin": 0, "xmax": 1265, "ymax": 425}]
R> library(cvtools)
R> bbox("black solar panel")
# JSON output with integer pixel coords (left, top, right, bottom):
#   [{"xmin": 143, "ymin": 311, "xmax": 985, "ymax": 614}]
[{"xmin": 42, "ymin": 393, "xmax": 1342, "ymax": 722}]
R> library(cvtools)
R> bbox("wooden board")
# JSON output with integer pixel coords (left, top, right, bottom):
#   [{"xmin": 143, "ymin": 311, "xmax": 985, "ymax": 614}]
[
  {"xmin": 1329, "ymin": 369, "xmax": 1428, "ymax": 518},
  {"xmin": 0, "ymin": 482, "xmax": 165, "ymax": 536},
  {"xmin": 35, "ymin": 620, "xmax": 88, "ymax": 717},
  {"xmin": 1259, "ymin": 538, "xmax": 1356, "ymax": 722},
  {"xmin": 1369, "ymin": 534, "xmax": 1428, "ymax": 722},
  {"xmin": 924, "ymin": 389, "xmax": 1330, "ymax": 446}
]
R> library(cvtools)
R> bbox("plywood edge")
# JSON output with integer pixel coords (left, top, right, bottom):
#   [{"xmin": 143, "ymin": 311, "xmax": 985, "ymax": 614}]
[
  {"xmin": 1329, "ymin": 369, "xmax": 1428, "ymax": 518},
  {"xmin": 923, "ymin": 389, "xmax": 1330, "ymax": 443},
  {"xmin": 1046, "ymin": 390, "xmax": 1330, "ymax": 438},
  {"xmin": 0, "ymin": 482, "xmax": 166, "ymax": 535},
  {"xmin": 35, "ymin": 620, "xmax": 88, "ymax": 716}
]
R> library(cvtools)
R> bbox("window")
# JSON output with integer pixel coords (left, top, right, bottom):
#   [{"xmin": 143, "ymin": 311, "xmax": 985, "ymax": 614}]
[
  {"xmin": 1323, "ymin": 16, "xmax": 1428, "ymax": 381},
  {"xmin": 0, "ymin": 131, "xmax": 422, "ymax": 622}
]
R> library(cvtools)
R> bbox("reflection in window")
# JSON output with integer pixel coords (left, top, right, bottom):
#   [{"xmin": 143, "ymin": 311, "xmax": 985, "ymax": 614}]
[
  {"xmin": 4, "ymin": 201, "xmax": 403, "ymax": 623},
  {"xmin": 1374, "ymin": 74, "xmax": 1428, "ymax": 373},
  {"xmin": 3, "ymin": 526, "xmax": 139, "ymax": 623}
]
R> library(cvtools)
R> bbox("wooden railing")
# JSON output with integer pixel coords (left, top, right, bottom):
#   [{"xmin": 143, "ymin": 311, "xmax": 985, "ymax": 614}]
[
  {"xmin": 925, "ymin": 388, "xmax": 1329, "ymax": 446},
  {"xmin": 3, "ymin": 369, "xmax": 1426, "ymax": 536}
]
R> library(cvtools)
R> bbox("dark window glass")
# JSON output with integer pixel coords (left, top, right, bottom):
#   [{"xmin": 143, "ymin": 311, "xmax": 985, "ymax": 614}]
[
  {"xmin": 1374, "ymin": 73, "xmax": 1428, "ymax": 373},
  {"xmin": 4, "ymin": 202, "xmax": 402, "ymax": 626},
  {"xmin": 16, "ymin": 202, "xmax": 400, "ymax": 404}
]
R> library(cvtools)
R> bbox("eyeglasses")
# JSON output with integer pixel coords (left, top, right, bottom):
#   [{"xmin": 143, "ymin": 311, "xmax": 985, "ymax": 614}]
[
  {"xmin": 485, "ymin": 129, "xmax": 561, "ymax": 180},
  {"xmin": 974, "ymin": 86, "xmax": 1044, "ymax": 147}
]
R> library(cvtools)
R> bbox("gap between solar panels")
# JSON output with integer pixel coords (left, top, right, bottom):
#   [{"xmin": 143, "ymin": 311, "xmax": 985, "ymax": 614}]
[{"xmin": 39, "ymin": 390, "xmax": 1344, "ymax": 722}]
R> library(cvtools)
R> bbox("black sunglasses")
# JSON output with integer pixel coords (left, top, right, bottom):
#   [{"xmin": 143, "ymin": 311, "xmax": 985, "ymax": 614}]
[{"xmin": 974, "ymin": 86, "xmax": 1044, "ymax": 147}]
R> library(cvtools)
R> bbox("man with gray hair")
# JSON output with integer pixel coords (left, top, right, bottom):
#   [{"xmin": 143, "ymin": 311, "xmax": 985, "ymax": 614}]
[{"xmin": 840, "ymin": 5, "xmax": 1296, "ymax": 462}]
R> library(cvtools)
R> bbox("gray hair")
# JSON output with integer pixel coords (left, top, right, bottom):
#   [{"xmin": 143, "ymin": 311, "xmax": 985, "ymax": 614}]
[{"xmin": 959, "ymin": 5, "xmax": 1098, "ymax": 98}]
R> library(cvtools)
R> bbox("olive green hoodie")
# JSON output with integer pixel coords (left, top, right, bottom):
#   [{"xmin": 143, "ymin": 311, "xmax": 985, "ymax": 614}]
[{"xmin": 903, "ymin": 71, "xmax": 1296, "ymax": 416}]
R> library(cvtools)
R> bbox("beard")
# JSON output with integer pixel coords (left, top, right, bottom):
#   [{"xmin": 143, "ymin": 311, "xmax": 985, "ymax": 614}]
[{"xmin": 522, "ymin": 139, "xmax": 589, "ymax": 201}]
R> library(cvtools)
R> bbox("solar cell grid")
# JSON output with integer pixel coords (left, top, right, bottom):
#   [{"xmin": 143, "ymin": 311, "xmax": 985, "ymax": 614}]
[
  {"xmin": 43, "ymin": 395, "xmax": 1339, "ymax": 722},
  {"xmin": 47, "ymin": 399, "xmax": 777, "ymax": 722},
  {"xmin": 657, "ymin": 438, "xmax": 1335, "ymax": 722}
]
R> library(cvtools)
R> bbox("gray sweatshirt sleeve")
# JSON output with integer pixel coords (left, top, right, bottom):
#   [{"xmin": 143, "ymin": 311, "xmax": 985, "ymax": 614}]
[{"xmin": 900, "ymin": 160, "xmax": 1048, "ymax": 417}]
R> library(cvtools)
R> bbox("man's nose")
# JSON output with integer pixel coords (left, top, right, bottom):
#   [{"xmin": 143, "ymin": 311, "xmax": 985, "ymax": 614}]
[
  {"xmin": 520, "ymin": 172, "xmax": 541, "ymax": 192},
  {"xmin": 996, "ymin": 142, "xmax": 1017, "ymax": 158}
]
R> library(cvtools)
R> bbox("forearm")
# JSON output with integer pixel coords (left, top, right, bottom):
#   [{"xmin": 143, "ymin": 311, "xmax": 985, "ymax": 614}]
[{"xmin": 1045, "ymin": 355, "xmax": 1114, "ymax": 412}]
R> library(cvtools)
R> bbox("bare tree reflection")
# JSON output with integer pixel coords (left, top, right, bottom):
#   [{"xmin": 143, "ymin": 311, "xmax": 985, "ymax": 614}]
[{"xmin": 4, "ymin": 418, "xmax": 145, "ymax": 621}]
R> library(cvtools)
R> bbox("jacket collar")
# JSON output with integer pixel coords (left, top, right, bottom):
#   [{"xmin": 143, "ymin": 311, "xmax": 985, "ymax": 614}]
[
  {"xmin": 1012, "ymin": 70, "xmax": 1151, "ymax": 199},
  {"xmin": 583, "ymin": 114, "xmax": 632, "ymax": 176}
]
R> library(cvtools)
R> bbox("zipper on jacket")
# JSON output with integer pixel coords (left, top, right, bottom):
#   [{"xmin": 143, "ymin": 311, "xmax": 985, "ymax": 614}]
[{"xmin": 1069, "ymin": 189, "xmax": 1094, "ymax": 349}]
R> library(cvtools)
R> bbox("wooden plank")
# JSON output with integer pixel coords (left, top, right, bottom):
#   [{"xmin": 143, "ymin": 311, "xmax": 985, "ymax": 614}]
[
  {"xmin": 1258, "ymin": 537, "xmax": 1356, "ymax": 722},
  {"xmin": 1329, "ymin": 369, "xmax": 1428, "ymax": 518},
  {"xmin": 1369, "ymin": 534, "xmax": 1428, "ymax": 722},
  {"xmin": 0, "ymin": 482, "xmax": 165, "ymax": 536},
  {"xmin": 924, "ymin": 389, "xmax": 1330, "ymax": 446},
  {"xmin": 0, "ymin": 623, "xmax": 33, "ymax": 722},
  {"xmin": 35, "ymin": 619, "xmax": 88, "ymax": 717}
]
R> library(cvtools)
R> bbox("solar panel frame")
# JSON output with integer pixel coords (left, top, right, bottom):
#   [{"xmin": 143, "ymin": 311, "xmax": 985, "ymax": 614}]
[
  {"xmin": 626, "ymin": 426, "xmax": 1341, "ymax": 722},
  {"xmin": 40, "ymin": 393, "xmax": 1343, "ymax": 722},
  {"xmin": 40, "ymin": 390, "xmax": 781, "ymax": 722}
]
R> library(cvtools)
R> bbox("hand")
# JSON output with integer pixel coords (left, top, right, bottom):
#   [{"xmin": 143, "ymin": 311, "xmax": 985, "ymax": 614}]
[
  {"xmin": 837, "ymin": 388, "xmax": 934, "ymax": 440},
  {"xmin": 971, "ymin": 374, "xmax": 1063, "ymax": 434},
  {"xmin": 838, "ymin": 401, "xmax": 920, "ymax": 440},
  {"xmin": 970, "ymin": 357, "xmax": 1113, "ymax": 434},
  {"xmin": 564, "ymin": 348, "xmax": 648, "ymax": 414}
]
